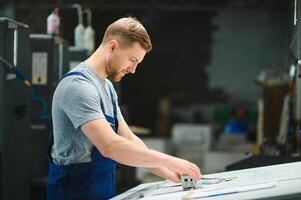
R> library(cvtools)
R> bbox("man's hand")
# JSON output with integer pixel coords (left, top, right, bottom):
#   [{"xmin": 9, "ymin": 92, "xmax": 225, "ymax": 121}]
[{"xmin": 164, "ymin": 155, "xmax": 202, "ymax": 181}]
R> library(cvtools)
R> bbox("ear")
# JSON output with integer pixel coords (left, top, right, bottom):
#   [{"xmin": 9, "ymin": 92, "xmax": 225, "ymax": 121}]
[{"xmin": 108, "ymin": 40, "xmax": 119, "ymax": 52}]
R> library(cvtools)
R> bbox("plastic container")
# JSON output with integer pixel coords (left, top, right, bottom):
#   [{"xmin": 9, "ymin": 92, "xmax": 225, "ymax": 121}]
[
  {"xmin": 84, "ymin": 26, "xmax": 95, "ymax": 53},
  {"xmin": 84, "ymin": 9, "xmax": 95, "ymax": 54},
  {"xmin": 47, "ymin": 8, "xmax": 60, "ymax": 35},
  {"xmin": 74, "ymin": 23, "xmax": 85, "ymax": 49},
  {"xmin": 224, "ymin": 121, "xmax": 248, "ymax": 134}
]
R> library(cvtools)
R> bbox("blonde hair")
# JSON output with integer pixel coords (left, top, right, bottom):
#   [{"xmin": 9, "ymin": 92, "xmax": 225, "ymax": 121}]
[{"xmin": 102, "ymin": 17, "xmax": 152, "ymax": 52}]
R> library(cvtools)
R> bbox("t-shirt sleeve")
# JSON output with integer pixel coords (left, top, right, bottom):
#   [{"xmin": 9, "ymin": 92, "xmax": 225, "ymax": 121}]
[{"xmin": 61, "ymin": 78, "xmax": 105, "ymax": 129}]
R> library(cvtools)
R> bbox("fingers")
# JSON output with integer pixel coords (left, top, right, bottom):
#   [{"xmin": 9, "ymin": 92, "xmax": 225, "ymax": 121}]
[
  {"xmin": 168, "ymin": 172, "xmax": 181, "ymax": 183},
  {"xmin": 179, "ymin": 159, "xmax": 202, "ymax": 181},
  {"xmin": 166, "ymin": 156, "xmax": 202, "ymax": 181},
  {"xmin": 185, "ymin": 165, "xmax": 200, "ymax": 181},
  {"xmin": 188, "ymin": 162, "xmax": 202, "ymax": 180}
]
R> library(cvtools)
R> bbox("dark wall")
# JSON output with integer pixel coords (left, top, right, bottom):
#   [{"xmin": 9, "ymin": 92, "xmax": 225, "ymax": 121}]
[
  {"xmin": 121, "ymin": 11, "xmax": 217, "ymax": 129},
  {"xmin": 11, "ymin": 1, "xmax": 291, "ymax": 132},
  {"xmin": 208, "ymin": 9, "xmax": 290, "ymax": 103}
]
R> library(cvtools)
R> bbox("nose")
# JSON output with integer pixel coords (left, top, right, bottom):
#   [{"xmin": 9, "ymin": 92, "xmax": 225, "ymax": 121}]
[{"xmin": 127, "ymin": 64, "xmax": 137, "ymax": 74}]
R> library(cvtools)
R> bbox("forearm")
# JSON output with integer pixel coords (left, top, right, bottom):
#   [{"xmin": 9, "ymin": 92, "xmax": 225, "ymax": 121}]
[
  {"xmin": 104, "ymin": 135, "xmax": 169, "ymax": 168},
  {"xmin": 127, "ymin": 132, "xmax": 148, "ymax": 149},
  {"xmin": 82, "ymin": 119, "xmax": 170, "ymax": 168}
]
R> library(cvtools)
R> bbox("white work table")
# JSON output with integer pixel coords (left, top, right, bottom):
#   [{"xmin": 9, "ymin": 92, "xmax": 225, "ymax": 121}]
[{"xmin": 111, "ymin": 161, "xmax": 301, "ymax": 200}]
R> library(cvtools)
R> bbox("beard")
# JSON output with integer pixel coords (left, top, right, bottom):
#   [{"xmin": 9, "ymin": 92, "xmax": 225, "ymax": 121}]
[{"xmin": 106, "ymin": 55, "xmax": 123, "ymax": 82}]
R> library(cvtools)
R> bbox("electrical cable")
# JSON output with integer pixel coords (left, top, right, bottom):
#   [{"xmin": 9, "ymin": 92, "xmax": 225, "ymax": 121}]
[{"xmin": 0, "ymin": 56, "xmax": 51, "ymax": 120}]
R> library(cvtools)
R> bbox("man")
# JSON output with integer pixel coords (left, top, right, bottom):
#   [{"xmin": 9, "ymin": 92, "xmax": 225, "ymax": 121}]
[{"xmin": 47, "ymin": 17, "xmax": 202, "ymax": 200}]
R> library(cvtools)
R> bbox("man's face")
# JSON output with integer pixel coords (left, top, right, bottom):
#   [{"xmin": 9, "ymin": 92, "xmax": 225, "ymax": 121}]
[{"xmin": 106, "ymin": 42, "xmax": 146, "ymax": 82}]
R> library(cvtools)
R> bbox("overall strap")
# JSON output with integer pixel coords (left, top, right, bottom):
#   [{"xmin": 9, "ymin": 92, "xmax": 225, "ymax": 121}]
[
  {"xmin": 107, "ymin": 86, "xmax": 118, "ymax": 132},
  {"xmin": 61, "ymin": 71, "xmax": 90, "ymax": 81}
]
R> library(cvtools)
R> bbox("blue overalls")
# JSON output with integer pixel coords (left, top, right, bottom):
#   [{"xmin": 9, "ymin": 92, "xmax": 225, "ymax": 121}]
[{"xmin": 47, "ymin": 71, "xmax": 119, "ymax": 200}]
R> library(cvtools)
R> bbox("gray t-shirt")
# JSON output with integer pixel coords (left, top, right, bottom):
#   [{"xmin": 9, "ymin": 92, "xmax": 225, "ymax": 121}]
[{"xmin": 51, "ymin": 62, "xmax": 123, "ymax": 165}]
